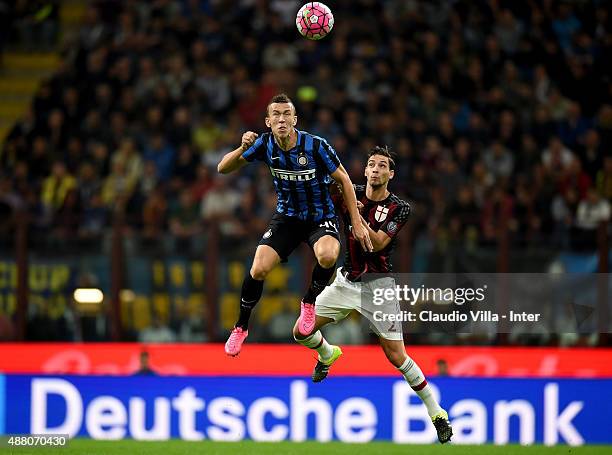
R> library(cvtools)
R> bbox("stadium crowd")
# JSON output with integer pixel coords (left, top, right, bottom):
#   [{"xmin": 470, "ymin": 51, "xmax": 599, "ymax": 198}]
[{"xmin": 0, "ymin": 0, "xmax": 611, "ymax": 343}]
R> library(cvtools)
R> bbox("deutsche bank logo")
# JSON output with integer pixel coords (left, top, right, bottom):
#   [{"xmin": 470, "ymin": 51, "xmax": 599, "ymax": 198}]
[{"xmin": 22, "ymin": 376, "xmax": 593, "ymax": 444}]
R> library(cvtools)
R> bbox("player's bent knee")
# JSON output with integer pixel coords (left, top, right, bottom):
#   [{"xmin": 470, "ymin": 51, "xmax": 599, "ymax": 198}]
[
  {"xmin": 315, "ymin": 244, "xmax": 339, "ymax": 268},
  {"xmin": 317, "ymin": 253, "xmax": 337, "ymax": 269},
  {"xmin": 251, "ymin": 246, "xmax": 281, "ymax": 280},
  {"xmin": 250, "ymin": 264, "xmax": 271, "ymax": 280},
  {"xmin": 314, "ymin": 238, "xmax": 339, "ymax": 263}
]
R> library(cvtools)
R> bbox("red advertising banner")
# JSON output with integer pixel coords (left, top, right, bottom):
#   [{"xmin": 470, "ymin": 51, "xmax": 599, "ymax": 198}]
[{"xmin": 0, "ymin": 343, "xmax": 609, "ymax": 377}]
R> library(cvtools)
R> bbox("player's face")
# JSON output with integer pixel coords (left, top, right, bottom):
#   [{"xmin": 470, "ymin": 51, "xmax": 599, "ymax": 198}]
[
  {"xmin": 365, "ymin": 155, "xmax": 394, "ymax": 188},
  {"xmin": 266, "ymin": 103, "xmax": 297, "ymax": 139}
]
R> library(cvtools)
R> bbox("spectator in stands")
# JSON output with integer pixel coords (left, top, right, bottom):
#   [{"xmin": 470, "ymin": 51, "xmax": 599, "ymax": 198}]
[
  {"xmin": 542, "ymin": 136, "xmax": 575, "ymax": 173},
  {"xmin": 596, "ymin": 156, "xmax": 612, "ymax": 201},
  {"xmin": 137, "ymin": 161, "xmax": 159, "ymax": 200},
  {"xmin": 558, "ymin": 102, "xmax": 592, "ymax": 148},
  {"xmin": 169, "ymin": 188, "xmax": 202, "ymax": 252},
  {"xmin": 172, "ymin": 144, "xmax": 198, "ymax": 184},
  {"xmin": 168, "ymin": 106, "xmax": 193, "ymax": 147},
  {"xmin": 134, "ymin": 350, "xmax": 156, "ymax": 375},
  {"xmin": 141, "ymin": 187, "xmax": 167, "ymax": 247},
  {"xmin": 112, "ymin": 138, "xmax": 143, "ymax": 185},
  {"xmin": 579, "ymin": 129, "xmax": 604, "ymax": 180},
  {"xmin": 101, "ymin": 159, "xmax": 135, "ymax": 210},
  {"xmin": 436, "ymin": 359, "xmax": 449, "ymax": 377},
  {"xmin": 559, "ymin": 158, "xmax": 592, "ymax": 200},
  {"xmin": 447, "ymin": 185, "xmax": 480, "ymax": 248},
  {"xmin": 190, "ymin": 164, "xmax": 213, "ymax": 201},
  {"xmin": 574, "ymin": 188, "xmax": 611, "ymax": 249},
  {"xmin": 483, "ymin": 141, "xmax": 514, "ymax": 182},
  {"xmin": 52, "ymin": 188, "xmax": 81, "ymax": 241},
  {"xmin": 143, "ymin": 133, "xmax": 175, "ymax": 182},
  {"xmin": 551, "ymin": 188, "xmax": 578, "ymax": 249},
  {"xmin": 41, "ymin": 161, "xmax": 76, "ymax": 221},
  {"xmin": 200, "ymin": 175, "xmax": 241, "ymax": 238},
  {"xmin": 139, "ymin": 316, "xmax": 176, "ymax": 343},
  {"xmin": 29, "ymin": 136, "xmax": 51, "ymax": 182},
  {"xmin": 79, "ymin": 192, "xmax": 107, "ymax": 246},
  {"xmin": 192, "ymin": 113, "xmax": 224, "ymax": 155},
  {"xmin": 481, "ymin": 188, "xmax": 515, "ymax": 246},
  {"xmin": 89, "ymin": 141, "xmax": 111, "ymax": 178}
]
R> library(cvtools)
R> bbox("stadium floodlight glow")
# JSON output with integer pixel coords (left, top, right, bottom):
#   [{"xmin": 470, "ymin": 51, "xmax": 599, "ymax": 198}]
[{"xmin": 73, "ymin": 288, "xmax": 104, "ymax": 304}]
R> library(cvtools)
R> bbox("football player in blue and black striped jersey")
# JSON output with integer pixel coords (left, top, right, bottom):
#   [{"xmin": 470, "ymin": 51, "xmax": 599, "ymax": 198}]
[{"xmin": 218, "ymin": 93, "xmax": 372, "ymax": 356}]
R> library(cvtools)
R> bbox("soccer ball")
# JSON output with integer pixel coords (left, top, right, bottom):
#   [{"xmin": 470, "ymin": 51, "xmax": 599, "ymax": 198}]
[{"xmin": 296, "ymin": 2, "xmax": 334, "ymax": 40}]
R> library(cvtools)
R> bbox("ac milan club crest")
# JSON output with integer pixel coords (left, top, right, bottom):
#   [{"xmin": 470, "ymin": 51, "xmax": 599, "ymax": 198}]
[{"xmin": 374, "ymin": 205, "xmax": 389, "ymax": 222}]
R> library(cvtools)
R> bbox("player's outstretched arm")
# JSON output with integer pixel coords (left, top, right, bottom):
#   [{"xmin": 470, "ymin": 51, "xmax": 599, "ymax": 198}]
[
  {"xmin": 217, "ymin": 131, "xmax": 258, "ymax": 174},
  {"xmin": 331, "ymin": 165, "xmax": 373, "ymax": 252}
]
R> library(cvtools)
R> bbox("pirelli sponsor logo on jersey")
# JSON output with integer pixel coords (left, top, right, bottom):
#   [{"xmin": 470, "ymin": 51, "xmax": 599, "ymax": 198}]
[{"xmin": 270, "ymin": 167, "xmax": 316, "ymax": 181}]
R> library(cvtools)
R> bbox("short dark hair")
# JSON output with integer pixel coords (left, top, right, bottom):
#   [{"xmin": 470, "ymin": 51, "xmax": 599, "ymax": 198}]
[
  {"xmin": 267, "ymin": 93, "xmax": 294, "ymax": 115},
  {"xmin": 367, "ymin": 145, "xmax": 395, "ymax": 170}
]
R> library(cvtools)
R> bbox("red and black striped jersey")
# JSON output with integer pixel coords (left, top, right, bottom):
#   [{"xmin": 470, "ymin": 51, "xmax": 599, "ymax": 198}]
[{"xmin": 336, "ymin": 184, "xmax": 411, "ymax": 281}]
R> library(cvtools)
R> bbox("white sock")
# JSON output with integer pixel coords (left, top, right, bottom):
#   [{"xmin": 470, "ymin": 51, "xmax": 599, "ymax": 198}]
[
  {"xmin": 294, "ymin": 330, "xmax": 333, "ymax": 361},
  {"xmin": 397, "ymin": 356, "xmax": 443, "ymax": 417}
]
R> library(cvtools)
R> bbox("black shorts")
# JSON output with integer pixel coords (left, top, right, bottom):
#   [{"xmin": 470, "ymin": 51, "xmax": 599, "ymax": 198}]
[{"xmin": 258, "ymin": 213, "xmax": 340, "ymax": 262}]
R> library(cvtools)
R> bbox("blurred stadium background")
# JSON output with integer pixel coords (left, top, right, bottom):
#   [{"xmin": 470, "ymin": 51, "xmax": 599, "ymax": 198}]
[{"xmin": 0, "ymin": 0, "xmax": 610, "ymax": 451}]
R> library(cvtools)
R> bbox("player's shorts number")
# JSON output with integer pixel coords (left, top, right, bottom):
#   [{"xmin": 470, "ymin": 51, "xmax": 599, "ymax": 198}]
[{"xmin": 319, "ymin": 220, "xmax": 338, "ymax": 233}]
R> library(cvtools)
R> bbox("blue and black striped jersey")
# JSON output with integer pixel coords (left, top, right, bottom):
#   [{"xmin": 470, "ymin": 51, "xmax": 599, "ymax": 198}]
[{"xmin": 242, "ymin": 130, "xmax": 341, "ymax": 222}]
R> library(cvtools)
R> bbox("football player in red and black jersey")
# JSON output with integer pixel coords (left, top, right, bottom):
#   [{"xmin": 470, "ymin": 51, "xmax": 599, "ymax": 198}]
[{"xmin": 292, "ymin": 146, "xmax": 453, "ymax": 444}]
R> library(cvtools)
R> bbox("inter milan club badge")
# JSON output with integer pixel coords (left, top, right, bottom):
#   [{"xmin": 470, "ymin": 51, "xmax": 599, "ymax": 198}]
[
  {"xmin": 297, "ymin": 153, "xmax": 308, "ymax": 166},
  {"xmin": 375, "ymin": 205, "xmax": 389, "ymax": 222}
]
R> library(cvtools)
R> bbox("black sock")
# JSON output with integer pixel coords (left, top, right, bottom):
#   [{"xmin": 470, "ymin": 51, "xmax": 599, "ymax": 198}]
[
  {"xmin": 236, "ymin": 273, "xmax": 264, "ymax": 329},
  {"xmin": 303, "ymin": 263, "xmax": 335, "ymax": 304}
]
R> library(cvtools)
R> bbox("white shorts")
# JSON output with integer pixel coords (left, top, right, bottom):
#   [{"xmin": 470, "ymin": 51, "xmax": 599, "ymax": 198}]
[{"xmin": 315, "ymin": 267, "xmax": 403, "ymax": 341}]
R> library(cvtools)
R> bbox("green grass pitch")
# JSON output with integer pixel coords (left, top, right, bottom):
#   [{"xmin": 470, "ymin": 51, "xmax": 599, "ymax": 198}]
[{"xmin": 1, "ymin": 440, "xmax": 610, "ymax": 455}]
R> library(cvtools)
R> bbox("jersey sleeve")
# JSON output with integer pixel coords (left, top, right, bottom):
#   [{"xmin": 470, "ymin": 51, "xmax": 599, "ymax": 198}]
[
  {"xmin": 241, "ymin": 135, "xmax": 266, "ymax": 162},
  {"xmin": 380, "ymin": 202, "xmax": 411, "ymax": 238},
  {"xmin": 316, "ymin": 139, "xmax": 341, "ymax": 174}
]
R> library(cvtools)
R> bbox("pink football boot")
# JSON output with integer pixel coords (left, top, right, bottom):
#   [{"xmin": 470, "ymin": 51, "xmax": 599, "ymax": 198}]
[
  {"xmin": 225, "ymin": 326, "xmax": 248, "ymax": 356},
  {"xmin": 297, "ymin": 301, "xmax": 316, "ymax": 336}
]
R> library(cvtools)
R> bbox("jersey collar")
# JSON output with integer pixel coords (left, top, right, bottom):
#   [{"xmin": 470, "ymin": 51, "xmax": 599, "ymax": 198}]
[
  {"xmin": 365, "ymin": 189, "xmax": 392, "ymax": 204},
  {"xmin": 275, "ymin": 129, "xmax": 300, "ymax": 153}
]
